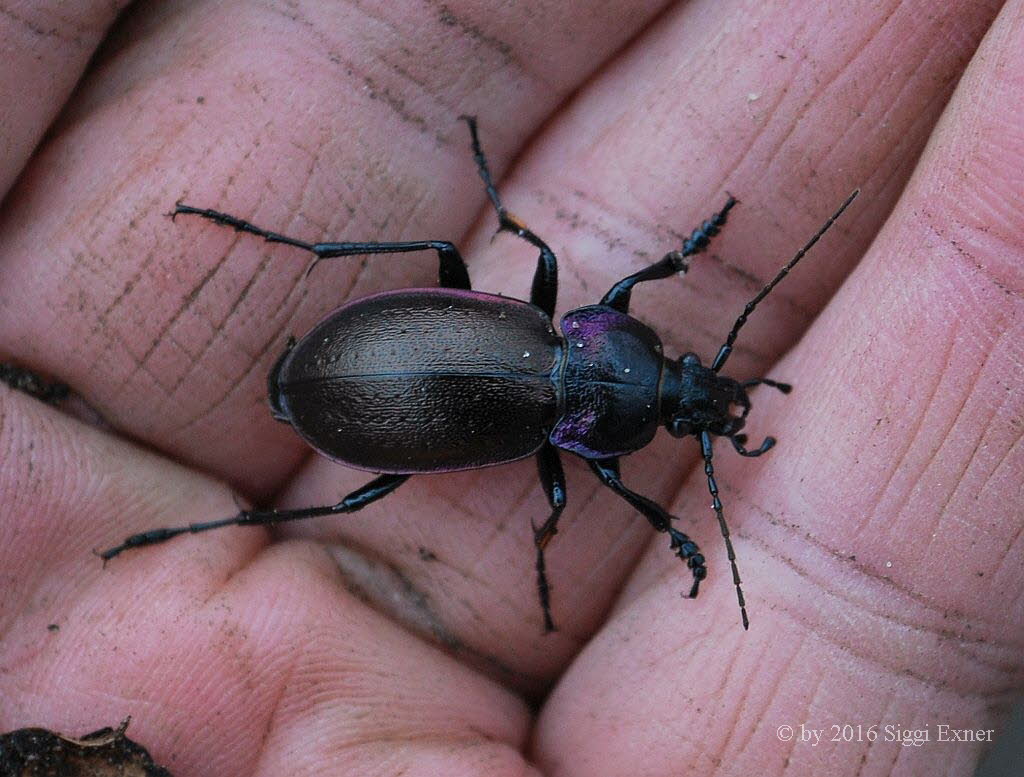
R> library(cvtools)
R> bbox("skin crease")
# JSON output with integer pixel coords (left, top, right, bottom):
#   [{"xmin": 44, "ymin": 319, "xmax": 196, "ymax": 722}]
[
  {"xmin": 0, "ymin": 0, "xmax": 1021, "ymax": 775},
  {"xmin": 0, "ymin": 1, "xmax": 135, "ymax": 197}
]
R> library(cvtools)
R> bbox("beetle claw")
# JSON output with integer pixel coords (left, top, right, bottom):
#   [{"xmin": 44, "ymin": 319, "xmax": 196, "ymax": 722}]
[{"xmin": 303, "ymin": 257, "xmax": 323, "ymax": 280}]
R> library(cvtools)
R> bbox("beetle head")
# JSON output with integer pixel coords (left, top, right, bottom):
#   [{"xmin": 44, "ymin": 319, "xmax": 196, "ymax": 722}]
[{"xmin": 664, "ymin": 352, "xmax": 749, "ymax": 439}]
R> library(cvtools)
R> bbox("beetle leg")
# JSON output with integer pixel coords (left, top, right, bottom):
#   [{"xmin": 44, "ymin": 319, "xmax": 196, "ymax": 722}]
[
  {"xmin": 600, "ymin": 196, "xmax": 737, "ymax": 313},
  {"xmin": 742, "ymin": 377, "xmax": 792, "ymax": 394},
  {"xmin": 599, "ymin": 250, "xmax": 688, "ymax": 314},
  {"xmin": 700, "ymin": 431, "xmax": 749, "ymax": 629},
  {"xmin": 533, "ymin": 443, "xmax": 567, "ymax": 633},
  {"xmin": 587, "ymin": 457, "xmax": 708, "ymax": 599},
  {"xmin": 306, "ymin": 241, "xmax": 470, "ymax": 290},
  {"xmin": 97, "ymin": 474, "xmax": 409, "ymax": 561},
  {"xmin": 172, "ymin": 203, "xmax": 471, "ymax": 290},
  {"xmin": 730, "ymin": 433, "xmax": 776, "ymax": 457},
  {"xmin": 460, "ymin": 116, "xmax": 559, "ymax": 317}
]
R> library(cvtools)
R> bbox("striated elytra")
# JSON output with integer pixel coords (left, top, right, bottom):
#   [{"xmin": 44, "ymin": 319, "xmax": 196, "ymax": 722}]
[{"xmin": 101, "ymin": 116, "xmax": 857, "ymax": 633}]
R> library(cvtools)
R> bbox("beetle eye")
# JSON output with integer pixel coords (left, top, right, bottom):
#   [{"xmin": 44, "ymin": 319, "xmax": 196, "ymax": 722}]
[{"xmin": 669, "ymin": 417, "xmax": 692, "ymax": 437}]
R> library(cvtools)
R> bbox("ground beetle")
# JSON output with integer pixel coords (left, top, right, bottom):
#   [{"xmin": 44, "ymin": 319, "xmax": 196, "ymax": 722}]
[{"xmin": 101, "ymin": 117, "xmax": 857, "ymax": 631}]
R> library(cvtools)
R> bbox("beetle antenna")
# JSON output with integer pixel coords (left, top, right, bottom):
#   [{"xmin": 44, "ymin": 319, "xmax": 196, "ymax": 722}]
[
  {"xmin": 700, "ymin": 431, "xmax": 749, "ymax": 629},
  {"xmin": 711, "ymin": 189, "xmax": 859, "ymax": 372}
]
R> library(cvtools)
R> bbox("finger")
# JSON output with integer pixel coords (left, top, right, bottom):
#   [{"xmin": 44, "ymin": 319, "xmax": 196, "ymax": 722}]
[
  {"xmin": 0, "ymin": 2, "xmax": 129, "ymax": 199},
  {"xmin": 0, "ymin": 387, "xmax": 538, "ymax": 777},
  {"xmin": 0, "ymin": 0, "xmax": 674, "ymax": 496},
  {"xmin": 284, "ymin": 0, "xmax": 1004, "ymax": 689},
  {"xmin": 536, "ymin": 1, "xmax": 1024, "ymax": 773},
  {"xmin": 471, "ymin": 0, "xmax": 1001, "ymax": 372}
]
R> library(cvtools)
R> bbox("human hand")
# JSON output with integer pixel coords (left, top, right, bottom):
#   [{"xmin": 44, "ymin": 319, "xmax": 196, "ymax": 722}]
[{"xmin": 1, "ymin": 1, "xmax": 1020, "ymax": 775}]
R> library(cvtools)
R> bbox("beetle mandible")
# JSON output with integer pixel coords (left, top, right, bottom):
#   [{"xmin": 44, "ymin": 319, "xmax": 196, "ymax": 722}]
[{"xmin": 100, "ymin": 117, "xmax": 857, "ymax": 631}]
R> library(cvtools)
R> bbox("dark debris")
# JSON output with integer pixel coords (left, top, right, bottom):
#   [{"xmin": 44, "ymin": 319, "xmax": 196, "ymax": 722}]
[{"xmin": 0, "ymin": 720, "xmax": 172, "ymax": 777}]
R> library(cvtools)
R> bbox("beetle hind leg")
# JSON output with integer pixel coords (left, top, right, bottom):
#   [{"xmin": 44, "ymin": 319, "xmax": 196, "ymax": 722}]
[
  {"xmin": 98, "ymin": 474, "xmax": 410, "ymax": 561},
  {"xmin": 460, "ymin": 116, "xmax": 558, "ymax": 317}
]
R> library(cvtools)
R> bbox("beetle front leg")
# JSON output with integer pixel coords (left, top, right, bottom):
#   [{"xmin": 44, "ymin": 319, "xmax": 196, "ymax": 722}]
[
  {"xmin": 172, "ymin": 203, "xmax": 471, "ymax": 290},
  {"xmin": 600, "ymin": 196, "xmax": 737, "ymax": 314},
  {"xmin": 587, "ymin": 458, "xmax": 707, "ymax": 598},
  {"xmin": 533, "ymin": 443, "xmax": 567, "ymax": 633},
  {"xmin": 98, "ymin": 474, "xmax": 410, "ymax": 561}
]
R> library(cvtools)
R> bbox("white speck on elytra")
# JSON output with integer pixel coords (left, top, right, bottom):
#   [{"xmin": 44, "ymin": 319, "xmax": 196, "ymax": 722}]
[
  {"xmin": 624, "ymin": 368, "xmax": 631, "ymax": 374},
  {"xmin": 523, "ymin": 351, "xmax": 530, "ymax": 358}
]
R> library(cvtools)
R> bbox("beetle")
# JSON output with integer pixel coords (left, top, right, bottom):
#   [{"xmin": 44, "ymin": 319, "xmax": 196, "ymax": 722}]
[{"xmin": 100, "ymin": 117, "xmax": 857, "ymax": 631}]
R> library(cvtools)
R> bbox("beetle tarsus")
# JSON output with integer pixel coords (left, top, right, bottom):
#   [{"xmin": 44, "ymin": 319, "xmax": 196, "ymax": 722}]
[
  {"xmin": 173, "ymin": 203, "xmax": 315, "ymax": 252},
  {"xmin": 731, "ymin": 434, "xmax": 776, "ymax": 457},
  {"xmin": 99, "ymin": 475, "xmax": 410, "ymax": 562},
  {"xmin": 535, "ymin": 545, "xmax": 557, "ymax": 633},
  {"xmin": 668, "ymin": 527, "xmax": 707, "ymax": 598},
  {"xmin": 97, "ymin": 525, "xmax": 191, "ymax": 561},
  {"xmin": 681, "ymin": 195, "xmax": 737, "ymax": 256},
  {"xmin": 460, "ymin": 114, "xmax": 503, "ymax": 216}
]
